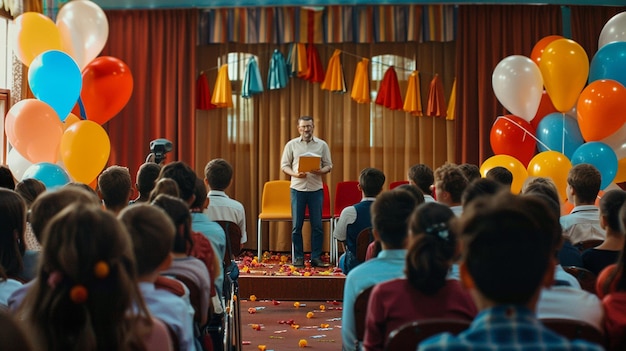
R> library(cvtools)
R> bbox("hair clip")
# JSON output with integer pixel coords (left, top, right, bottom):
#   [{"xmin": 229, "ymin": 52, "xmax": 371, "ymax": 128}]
[
  {"xmin": 47, "ymin": 271, "xmax": 63, "ymax": 289},
  {"xmin": 70, "ymin": 285, "xmax": 88, "ymax": 304},
  {"xmin": 425, "ymin": 222, "xmax": 450, "ymax": 241},
  {"xmin": 94, "ymin": 261, "xmax": 110, "ymax": 279}
]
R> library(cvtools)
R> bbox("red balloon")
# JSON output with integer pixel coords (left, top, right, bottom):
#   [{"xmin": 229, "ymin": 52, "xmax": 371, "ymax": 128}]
[
  {"xmin": 80, "ymin": 56, "xmax": 133, "ymax": 125},
  {"xmin": 577, "ymin": 79, "xmax": 626, "ymax": 141},
  {"xmin": 530, "ymin": 35, "xmax": 563, "ymax": 65},
  {"xmin": 530, "ymin": 91, "xmax": 558, "ymax": 130},
  {"xmin": 490, "ymin": 114, "xmax": 537, "ymax": 167}
]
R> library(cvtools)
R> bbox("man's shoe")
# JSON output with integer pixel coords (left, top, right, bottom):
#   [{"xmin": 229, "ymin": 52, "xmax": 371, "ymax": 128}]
[
  {"xmin": 311, "ymin": 258, "xmax": 330, "ymax": 267},
  {"xmin": 293, "ymin": 258, "xmax": 304, "ymax": 267}
]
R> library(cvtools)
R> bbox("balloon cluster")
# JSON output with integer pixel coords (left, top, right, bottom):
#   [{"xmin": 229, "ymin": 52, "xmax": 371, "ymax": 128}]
[
  {"xmin": 485, "ymin": 11, "xmax": 626, "ymax": 200},
  {"xmin": 6, "ymin": 0, "xmax": 134, "ymax": 187}
]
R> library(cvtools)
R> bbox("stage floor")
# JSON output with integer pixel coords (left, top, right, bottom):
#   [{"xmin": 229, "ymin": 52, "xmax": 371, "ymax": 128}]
[{"xmin": 237, "ymin": 252, "xmax": 346, "ymax": 301}]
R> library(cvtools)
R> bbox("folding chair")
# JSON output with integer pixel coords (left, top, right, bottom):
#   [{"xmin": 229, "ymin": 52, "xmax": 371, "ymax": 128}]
[
  {"xmin": 541, "ymin": 318, "xmax": 606, "ymax": 348},
  {"xmin": 257, "ymin": 180, "xmax": 292, "ymax": 259},
  {"xmin": 215, "ymin": 221, "xmax": 242, "ymax": 266},
  {"xmin": 385, "ymin": 319, "xmax": 471, "ymax": 351},
  {"xmin": 356, "ymin": 227, "xmax": 374, "ymax": 262},
  {"xmin": 354, "ymin": 286, "xmax": 374, "ymax": 351},
  {"xmin": 332, "ymin": 181, "xmax": 361, "ymax": 263},
  {"xmin": 305, "ymin": 183, "xmax": 332, "ymax": 260},
  {"xmin": 563, "ymin": 266, "xmax": 598, "ymax": 294}
]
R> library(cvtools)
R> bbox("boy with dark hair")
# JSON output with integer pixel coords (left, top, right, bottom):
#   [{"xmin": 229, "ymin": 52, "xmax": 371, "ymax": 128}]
[
  {"xmin": 419, "ymin": 192, "xmax": 604, "ymax": 351},
  {"xmin": 408, "ymin": 164, "xmax": 435, "ymax": 202},
  {"xmin": 561, "ymin": 163, "xmax": 604, "ymax": 244},
  {"xmin": 333, "ymin": 167, "xmax": 385, "ymax": 274},
  {"xmin": 458, "ymin": 163, "xmax": 481, "ymax": 184},
  {"xmin": 119, "ymin": 204, "xmax": 196, "ymax": 351},
  {"xmin": 341, "ymin": 190, "xmax": 417, "ymax": 350},
  {"xmin": 204, "ymin": 158, "xmax": 247, "ymax": 245},
  {"xmin": 98, "ymin": 165, "xmax": 133, "ymax": 214},
  {"xmin": 486, "ymin": 166, "xmax": 513, "ymax": 190},
  {"xmin": 131, "ymin": 162, "xmax": 162, "ymax": 204}
]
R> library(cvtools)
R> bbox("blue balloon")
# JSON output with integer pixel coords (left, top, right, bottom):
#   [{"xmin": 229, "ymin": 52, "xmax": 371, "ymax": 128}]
[
  {"xmin": 23, "ymin": 162, "xmax": 70, "ymax": 189},
  {"xmin": 589, "ymin": 42, "xmax": 626, "ymax": 87},
  {"xmin": 536, "ymin": 113, "xmax": 584, "ymax": 159},
  {"xmin": 571, "ymin": 142, "xmax": 617, "ymax": 189},
  {"xmin": 27, "ymin": 50, "xmax": 82, "ymax": 122}
]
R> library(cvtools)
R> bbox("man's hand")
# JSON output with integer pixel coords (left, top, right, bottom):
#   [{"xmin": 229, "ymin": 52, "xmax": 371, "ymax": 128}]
[
  {"xmin": 309, "ymin": 168, "xmax": 327, "ymax": 175},
  {"xmin": 295, "ymin": 172, "xmax": 307, "ymax": 178}
]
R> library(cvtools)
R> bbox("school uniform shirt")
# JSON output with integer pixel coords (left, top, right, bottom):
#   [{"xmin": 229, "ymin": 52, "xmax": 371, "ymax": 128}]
[
  {"xmin": 537, "ymin": 285, "xmax": 603, "ymax": 332},
  {"xmin": 560, "ymin": 205, "xmax": 605, "ymax": 244},
  {"xmin": 206, "ymin": 190, "xmax": 248, "ymax": 244},
  {"xmin": 280, "ymin": 136, "xmax": 332, "ymax": 192}
]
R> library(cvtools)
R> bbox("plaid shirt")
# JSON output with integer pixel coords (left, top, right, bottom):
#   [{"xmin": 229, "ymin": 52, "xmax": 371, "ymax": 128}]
[{"xmin": 418, "ymin": 305, "xmax": 605, "ymax": 351}]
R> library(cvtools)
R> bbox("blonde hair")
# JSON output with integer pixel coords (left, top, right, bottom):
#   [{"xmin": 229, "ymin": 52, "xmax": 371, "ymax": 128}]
[{"xmin": 19, "ymin": 204, "xmax": 151, "ymax": 351}]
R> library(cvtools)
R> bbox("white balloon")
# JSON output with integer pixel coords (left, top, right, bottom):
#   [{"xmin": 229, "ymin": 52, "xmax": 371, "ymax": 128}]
[
  {"xmin": 6, "ymin": 147, "xmax": 33, "ymax": 181},
  {"xmin": 56, "ymin": 0, "xmax": 109, "ymax": 70},
  {"xmin": 492, "ymin": 55, "xmax": 544, "ymax": 122},
  {"xmin": 599, "ymin": 12, "xmax": 626, "ymax": 49},
  {"xmin": 602, "ymin": 122, "xmax": 626, "ymax": 160}
]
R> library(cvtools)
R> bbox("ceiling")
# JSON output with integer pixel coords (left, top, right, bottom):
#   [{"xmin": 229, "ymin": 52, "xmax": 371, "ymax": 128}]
[{"xmin": 91, "ymin": 0, "xmax": 626, "ymax": 10}]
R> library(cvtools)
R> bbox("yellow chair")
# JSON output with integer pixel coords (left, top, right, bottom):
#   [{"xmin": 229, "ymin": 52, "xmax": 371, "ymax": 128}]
[{"xmin": 257, "ymin": 180, "xmax": 292, "ymax": 259}]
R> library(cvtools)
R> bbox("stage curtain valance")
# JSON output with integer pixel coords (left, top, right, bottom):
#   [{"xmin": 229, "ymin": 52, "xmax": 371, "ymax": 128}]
[{"xmin": 198, "ymin": 5, "xmax": 456, "ymax": 45}]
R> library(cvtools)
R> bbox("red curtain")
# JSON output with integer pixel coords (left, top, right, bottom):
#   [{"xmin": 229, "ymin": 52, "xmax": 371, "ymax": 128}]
[
  {"xmin": 454, "ymin": 5, "xmax": 562, "ymax": 165},
  {"xmin": 101, "ymin": 10, "xmax": 197, "ymax": 178},
  {"xmin": 570, "ymin": 6, "xmax": 626, "ymax": 58}
]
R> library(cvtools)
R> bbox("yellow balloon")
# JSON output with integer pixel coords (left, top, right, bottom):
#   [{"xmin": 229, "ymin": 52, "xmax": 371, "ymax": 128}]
[
  {"xmin": 60, "ymin": 120, "xmax": 110, "ymax": 184},
  {"xmin": 480, "ymin": 154, "xmax": 528, "ymax": 194},
  {"xmin": 526, "ymin": 151, "xmax": 572, "ymax": 202},
  {"xmin": 14, "ymin": 12, "xmax": 64, "ymax": 66},
  {"xmin": 539, "ymin": 39, "xmax": 589, "ymax": 113},
  {"xmin": 62, "ymin": 113, "xmax": 81, "ymax": 131},
  {"xmin": 613, "ymin": 158, "xmax": 626, "ymax": 184}
]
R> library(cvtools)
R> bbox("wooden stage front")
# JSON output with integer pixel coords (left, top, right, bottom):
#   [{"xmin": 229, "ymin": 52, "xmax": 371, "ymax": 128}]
[{"xmin": 236, "ymin": 253, "xmax": 346, "ymax": 301}]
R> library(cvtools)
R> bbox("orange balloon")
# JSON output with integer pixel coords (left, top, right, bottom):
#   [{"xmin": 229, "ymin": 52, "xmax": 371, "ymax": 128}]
[
  {"xmin": 63, "ymin": 113, "xmax": 81, "ymax": 131},
  {"xmin": 14, "ymin": 12, "xmax": 64, "ymax": 66},
  {"xmin": 530, "ymin": 35, "xmax": 563, "ymax": 65},
  {"xmin": 577, "ymin": 79, "xmax": 626, "ymax": 142},
  {"xmin": 614, "ymin": 158, "xmax": 626, "ymax": 183},
  {"xmin": 539, "ymin": 39, "xmax": 589, "ymax": 113},
  {"xmin": 480, "ymin": 154, "xmax": 528, "ymax": 194},
  {"xmin": 5, "ymin": 99, "xmax": 63, "ymax": 163},
  {"xmin": 527, "ymin": 151, "xmax": 572, "ymax": 202},
  {"xmin": 81, "ymin": 56, "xmax": 134, "ymax": 125}
]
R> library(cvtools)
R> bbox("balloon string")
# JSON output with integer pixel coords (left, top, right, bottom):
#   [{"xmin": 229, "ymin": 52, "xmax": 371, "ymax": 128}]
[
  {"xmin": 77, "ymin": 97, "xmax": 87, "ymax": 120},
  {"xmin": 495, "ymin": 115, "xmax": 551, "ymax": 151},
  {"xmin": 561, "ymin": 113, "xmax": 565, "ymax": 154}
]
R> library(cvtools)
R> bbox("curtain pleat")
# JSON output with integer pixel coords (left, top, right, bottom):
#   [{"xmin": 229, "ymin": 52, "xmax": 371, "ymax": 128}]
[
  {"xmin": 102, "ymin": 9, "xmax": 197, "ymax": 179},
  {"xmin": 569, "ymin": 6, "xmax": 626, "ymax": 58}
]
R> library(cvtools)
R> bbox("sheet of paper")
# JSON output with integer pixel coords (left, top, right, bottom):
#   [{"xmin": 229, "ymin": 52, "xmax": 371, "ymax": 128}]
[{"xmin": 298, "ymin": 155, "xmax": 321, "ymax": 172}]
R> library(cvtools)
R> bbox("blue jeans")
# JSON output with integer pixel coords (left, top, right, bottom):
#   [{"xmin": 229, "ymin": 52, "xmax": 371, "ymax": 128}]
[{"xmin": 290, "ymin": 188, "xmax": 323, "ymax": 259}]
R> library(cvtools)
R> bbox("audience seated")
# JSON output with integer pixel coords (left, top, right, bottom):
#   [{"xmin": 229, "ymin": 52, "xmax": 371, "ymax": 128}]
[
  {"xmin": 334, "ymin": 168, "xmax": 385, "ymax": 274},
  {"xmin": 408, "ymin": 164, "xmax": 436, "ymax": 202},
  {"xmin": 433, "ymin": 163, "xmax": 468, "ymax": 217},
  {"xmin": 14, "ymin": 178, "xmax": 46, "ymax": 253},
  {"xmin": 458, "ymin": 163, "xmax": 481, "ymax": 184},
  {"xmin": 152, "ymin": 194, "xmax": 212, "ymax": 326},
  {"xmin": 485, "ymin": 166, "xmax": 513, "ymax": 191},
  {"xmin": 363, "ymin": 203, "xmax": 477, "ymax": 351},
  {"xmin": 149, "ymin": 178, "xmax": 180, "ymax": 202},
  {"xmin": 0, "ymin": 189, "xmax": 26, "ymax": 282},
  {"xmin": 461, "ymin": 178, "xmax": 504, "ymax": 209},
  {"xmin": 16, "ymin": 204, "xmax": 173, "ymax": 351},
  {"xmin": 131, "ymin": 162, "xmax": 162, "ymax": 204},
  {"xmin": 119, "ymin": 204, "xmax": 197, "ymax": 351},
  {"xmin": 561, "ymin": 164, "xmax": 605, "ymax": 244},
  {"xmin": 582, "ymin": 189, "xmax": 626, "ymax": 275},
  {"xmin": 418, "ymin": 192, "xmax": 604, "ymax": 351},
  {"xmin": 204, "ymin": 158, "xmax": 248, "ymax": 246},
  {"xmin": 341, "ymin": 190, "xmax": 417, "ymax": 350},
  {"xmin": 98, "ymin": 165, "xmax": 133, "ymax": 215},
  {"xmin": 0, "ymin": 165, "xmax": 15, "ymax": 190}
]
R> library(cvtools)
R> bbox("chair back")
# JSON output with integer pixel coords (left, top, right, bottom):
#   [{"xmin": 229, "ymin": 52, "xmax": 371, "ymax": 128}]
[
  {"xmin": 385, "ymin": 319, "xmax": 471, "ymax": 351},
  {"xmin": 389, "ymin": 180, "xmax": 409, "ymax": 189},
  {"xmin": 563, "ymin": 266, "xmax": 598, "ymax": 294},
  {"xmin": 168, "ymin": 274, "xmax": 204, "ymax": 325},
  {"xmin": 258, "ymin": 180, "xmax": 292, "ymax": 219},
  {"xmin": 541, "ymin": 318, "xmax": 606, "ymax": 347},
  {"xmin": 334, "ymin": 181, "xmax": 361, "ymax": 217},
  {"xmin": 155, "ymin": 275, "xmax": 186, "ymax": 297},
  {"xmin": 216, "ymin": 220, "xmax": 242, "ymax": 265},
  {"xmin": 356, "ymin": 227, "xmax": 374, "ymax": 262},
  {"xmin": 354, "ymin": 286, "xmax": 374, "ymax": 346},
  {"xmin": 305, "ymin": 183, "xmax": 332, "ymax": 219},
  {"xmin": 574, "ymin": 239, "xmax": 604, "ymax": 252}
]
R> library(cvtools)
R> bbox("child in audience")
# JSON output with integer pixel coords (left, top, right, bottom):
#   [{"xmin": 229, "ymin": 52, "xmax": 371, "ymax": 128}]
[
  {"xmin": 149, "ymin": 178, "xmax": 180, "ymax": 203},
  {"xmin": 433, "ymin": 163, "xmax": 468, "ymax": 217},
  {"xmin": 561, "ymin": 163, "xmax": 604, "ymax": 244},
  {"xmin": 15, "ymin": 178, "xmax": 47, "ymax": 280},
  {"xmin": 98, "ymin": 165, "xmax": 133, "ymax": 215},
  {"xmin": 119, "ymin": 204, "xmax": 197, "ymax": 351},
  {"xmin": 408, "ymin": 164, "xmax": 435, "ymax": 202},
  {"xmin": 485, "ymin": 166, "xmax": 513, "ymax": 191},
  {"xmin": 0, "ymin": 189, "xmax": 26, "ymax": 281},
  {"xmin": 0, "ymin": 165, "xmax": 16, "ymax": 190},
  {"xmin": 0, "ymin": 265, "xmax": 22, "ymax": 308},
  {"xmin": 17, "ymin": 204, "xmax": 173, "ymax": 351},
  {"xmin": 152, "ymin": 194, "xmax": 212, "ymax": 326},
  {"xmin": 131, "ymin": 162, "xmax": 162, "ymax": 204},
  {"xmin": 458, "ymin": 163, "xmax": 481, "ymax": 184},
  {"xmin": 334, "ymin": 168, "xmax": 385, "ymax": 274},
  {"xmin": 582, "ymin": 189, "xmax": 626, "ymax": 275},
  {"xmin": 363, "ymin": 203, "xmax": 477, "ymax": 351}
]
